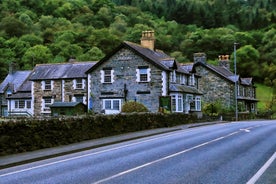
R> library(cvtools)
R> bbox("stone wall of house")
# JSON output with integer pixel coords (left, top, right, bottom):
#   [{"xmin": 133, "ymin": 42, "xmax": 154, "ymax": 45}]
[
  {"xmin": 33, "ymin": 79, "xmax": 87, "ymax": 116},
  {"xmin": 89, "ymin": 48, "xmax": 164, "ymax": 113},
  {"xmin": 195, "ymin": 65, "xmax": 235, "ymax": 108}
]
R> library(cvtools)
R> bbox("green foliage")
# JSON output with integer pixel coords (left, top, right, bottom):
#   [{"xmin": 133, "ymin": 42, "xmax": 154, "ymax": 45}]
[
  {"xmin": 121, "ymin": 101, "xmax": 149, "ymax": 113},
  {"xmin": 0, "ymin": 113, "xmax": 197, "ymax": 155},
  {"xmin": 203, "ymin": 100, "xmax": 234, "ymax": 116},
  {"xmin": 0, "ymin": 0, "xmax": 274, "ymax": 86}
]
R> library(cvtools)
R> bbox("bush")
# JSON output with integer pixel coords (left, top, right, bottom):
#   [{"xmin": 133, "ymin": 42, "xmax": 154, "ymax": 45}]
[{"xmin": 121, "ymin": 101, "xmax": 148, "ymax": 113}]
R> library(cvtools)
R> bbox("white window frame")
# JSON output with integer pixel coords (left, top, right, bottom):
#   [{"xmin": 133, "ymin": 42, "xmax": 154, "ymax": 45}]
[
  {"xmin": 136, "ymin": 67, "xmax": 151, "ymax": 82},
  {"xmin": 189, "ymin": 74, "xmax": 195, "ymax": 86},
  {"xmin": 101, "ymin": 68, "xmax": 114, "ymax": 83},
  {"xmin": 170, "ymin": 71, "xmax": 176, "ymax": 83},
  {"xmin": 14, "ymin": 100, "xmax": 31, "ymax": 109},
  {"xmin": 42, "ymin": 97, "xmax": 53, "ymax": 112},
  {"xmin": 171, "ymin": 93, "xmax": 183, "ymax": 112},
  {"xmin": 74, "ymin": 79, "xmax": 85, "ymax": 89},
  {"xmin": 195, "ymin": 96, "xmax": 201, "ymax": 111},
  {"xmin": 102, "ymin": 99, "xmax": 122, "ymax": 114},
  {"xmin": 180, "ymin": 74, "xmax": 186, "ymax": 85},
  {"xmin": 42, "ymin": 80, "xmax": 53, "ymax": 91}
]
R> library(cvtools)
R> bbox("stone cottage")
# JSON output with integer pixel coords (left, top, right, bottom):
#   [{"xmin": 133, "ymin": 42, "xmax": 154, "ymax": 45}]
[
  {"xmin": 86, "ymin": 31, "xmax": 202, "ymax": 115},
  {"xmin": 0, "ymin": 63, "xmax": 32, "ymax": 117},
  {"xmin": 29, "ymin": 61, "xmax": 96, "ymax": 116},
  {"xmin": 192, "ymin": 53, "xmax": 258, "ymax": 113}
]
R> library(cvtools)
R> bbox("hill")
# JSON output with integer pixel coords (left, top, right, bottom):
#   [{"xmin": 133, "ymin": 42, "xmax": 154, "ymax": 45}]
[{"xmin": 0, "ymin": 0, "xmax": 275, "ymax": 89}]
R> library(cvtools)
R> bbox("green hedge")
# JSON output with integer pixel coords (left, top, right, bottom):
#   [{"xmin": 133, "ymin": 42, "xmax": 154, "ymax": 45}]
[{"xmin": 0, "ymin": 113, "xmax": 196, "ymax": 156}]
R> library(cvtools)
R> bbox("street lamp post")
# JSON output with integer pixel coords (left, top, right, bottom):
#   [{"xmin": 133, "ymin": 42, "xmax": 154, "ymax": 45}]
[{"xmin": 234, "ymin": 43, "xmax": 238, "ymax": 121}]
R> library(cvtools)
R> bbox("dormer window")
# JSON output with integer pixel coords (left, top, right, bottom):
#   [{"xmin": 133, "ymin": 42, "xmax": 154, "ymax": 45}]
[
  {"xmin": 170, "ymin": 71, "xmax": 176, "ymax": 83},
  {"xmin": 189, "ymin": 74, "xmax": 195, "ymax": 86}
]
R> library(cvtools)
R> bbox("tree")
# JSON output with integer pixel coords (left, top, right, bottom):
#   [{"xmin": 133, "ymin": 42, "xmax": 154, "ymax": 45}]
[
  {"xmin": 22, "ymin": 45, "xmax": 53, "ymax": 69},
  {"xmin": 235, "ymin": 45, "xmax": 261, "ymax": 79},
  {"xmin": 78, "ymin": 47, "xmax": 104, "ymax": 61},
  {"xmin": 0, "ymin": 16, "xmax": 28, "ymax": 37}
]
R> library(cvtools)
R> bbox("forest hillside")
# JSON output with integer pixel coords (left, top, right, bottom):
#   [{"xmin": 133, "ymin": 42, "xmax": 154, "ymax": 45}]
[{"xmin": 0, "ymin": 0, "xmax": 275, "ymax": 89}]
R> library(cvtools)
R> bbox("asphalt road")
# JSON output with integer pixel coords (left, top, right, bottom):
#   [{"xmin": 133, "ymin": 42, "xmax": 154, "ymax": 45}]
[{"xmin": 0, "ymin": 120, "xmax": 275, "ymax": 184}]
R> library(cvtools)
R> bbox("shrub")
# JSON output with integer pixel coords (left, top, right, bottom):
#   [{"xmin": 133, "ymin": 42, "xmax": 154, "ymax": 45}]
[{"xmin": 121, "ymin": 101, "xmax": 148, "ymax": 113}]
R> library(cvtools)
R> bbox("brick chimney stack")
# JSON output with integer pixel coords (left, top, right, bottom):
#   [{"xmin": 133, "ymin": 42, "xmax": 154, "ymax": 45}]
[
  {"xmin": 218, "ymin": 55, "xmax": 230, "ymax": 70},
  {"xmin": 141, "ymin": 30, "xmax": 155, "ymax": 50}
]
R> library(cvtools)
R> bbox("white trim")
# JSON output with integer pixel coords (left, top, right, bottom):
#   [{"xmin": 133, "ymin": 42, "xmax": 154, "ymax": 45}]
[
  {"xmin": 62, "ymin": 80, "xmax": 65, "ymax": 102},
  {"xmin": 162, "ymin": 71, "xmax": 167, "ymax": 96},
  {"xmin": 100, "ymin": 70, "xmax": 104, "ymax": 83}
]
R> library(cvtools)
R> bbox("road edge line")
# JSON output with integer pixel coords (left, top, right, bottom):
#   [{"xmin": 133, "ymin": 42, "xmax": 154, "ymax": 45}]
[{"xmin": 246, "ymin": 152, "xmax": 276, "ymax": 184}]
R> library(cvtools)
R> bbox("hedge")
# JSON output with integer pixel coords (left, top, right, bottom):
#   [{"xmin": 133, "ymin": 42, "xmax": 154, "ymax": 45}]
[{"xmin": 0, "ymin": 113, "xmax": 197, "ymax": 156}]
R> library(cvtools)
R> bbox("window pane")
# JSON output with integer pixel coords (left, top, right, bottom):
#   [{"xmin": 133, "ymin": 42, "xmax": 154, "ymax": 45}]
[
  {"xmin": 19, "ymin": 100, "xmax": 25, "ymax": 109},
  {"xmin": 105, "ymin": 100, "xmax": 111, "ymax": 109},
  {"xmin": 178, "ymin": 95, "xmax": 183, "ymax": 111},
  {"xmin": 140, "ymin": 74, "xmax": 148, "ymax": 82},
  {"xmin": 104, "ymin": 69, "xmax": 112, "ymax": 83},
  {"xmin": 45, "ymin": 80, "xmax": 51, "ymax": 90},
  {"xmin": 171, "ymin": 96, "xmax": 176, "ymax": 112},
  {"xmin": 113, "ymin": 100, "xmax": 120, "ymax": 110},
  {"xmin": 76, "ymin": 79, "xmax": 83, "ymax": 89},
  {"xmin": 75, "ymin": 96, "xmax": 83, "ymax": 103},
  {"xmin": 26, "ymin": 101, "xmax": 31, "ymax": 109}
]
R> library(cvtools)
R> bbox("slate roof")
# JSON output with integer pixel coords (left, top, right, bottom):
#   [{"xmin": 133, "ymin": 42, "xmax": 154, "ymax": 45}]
[
  {"xmin": 169, "ymin": 84, "xmax": 202, "ymax": 95},
  {"xmin": 0, "ymin": 71, "xmax": 32, "ymax": 93},
  {"xmin": 193, "ymin": 62, "xmax": 254, "ymax": 86},
  {"xmin": 87, "ymin": 41, "xmax": 185, "ymax": 73},
  {"xmin": 30, "ymin": 62, "xmax": 96, "ymax": 80},
  {"xmin": 7, "ymin": 80, "xmax": 32, "ymax": 99}
]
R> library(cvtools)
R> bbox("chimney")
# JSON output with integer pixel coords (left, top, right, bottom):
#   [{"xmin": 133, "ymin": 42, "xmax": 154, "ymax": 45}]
[
  {"xmin": 9, "ymin": 62, "xmax": 16, "ymax": 74},
  {"xmin": 68, "ymin": 56, "xmax": 76, "ymax": 63},
  {"xmin": 140, "ymin": 30, "xmax": 155, "ymax": 50},
  {"xmin": 218, "ymin": 55, "xmax": 230, "ymax": 70},
  {"xmin": 193, "ymin": 53, "xmax": 206, "ymax": 64}
]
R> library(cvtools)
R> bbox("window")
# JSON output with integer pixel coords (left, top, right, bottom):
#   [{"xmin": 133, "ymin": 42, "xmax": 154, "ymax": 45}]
[
  {"xmin": 104, "ymin": 69, "xmax": 112, "ymax": 83},
  {"xmin": 75, "ymin": 96, "xmax": 83, "ymax": 103},
  {"xmin": 44, "ymin": 80, "xmax": 52, "ymax": 90},
  {"xmin": 171, "ymin": 95, "xmax": 176, "ymax": 112},
  {"xmin": 137, "ymin": 66, "xmax": 150, "ymax": 82},
  {"xmin": 103, "ymin": 99, "xmax": 121, "ymax": 110},
  {"xmin": 26, "ymin": 101, "xmax": 31, "ymax": 109},
  {"xmin": 180, "ymin": 75, "xmax": 186, "ymax": 85},
  {"xmin": 101, "ymin": 68, "xmax": 114, "ymax": 83},
  {"xmin": 189, "ymin": 74, "xmax": 195, "ymax": 86},
  {"xmin": 195, "ymin": 97, "xmax": 201, "ymax": 111},
  {"xmin": 43, "ymin": 97, "xmax": 52, "ymax": 111},
  {"xmin": 171, "ymin": 94, "xmax": 183, "ymax": 112},
  {"xmin": 170, "ymin": 71, "xmax": 176, "ymax": 83},
  {"xmin": 14, "ymin": 100, "xmax": 31, "ymax": 109},
  {"xmin": 19, "ymin": 100, "xmax": 25, "ymax": 109},
  {"xmin": 75, "ymin": 79, "xmax": 83, "ymax": 89}
]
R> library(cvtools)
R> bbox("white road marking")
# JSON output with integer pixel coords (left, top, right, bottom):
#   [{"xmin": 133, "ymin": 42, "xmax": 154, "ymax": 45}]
[
  {"xmin": 0, "ymin": 128, "xmax": 204, "ymax": 177},
  {"xmin": 92, "ymin": 130, "xmax": 241, "ymax": 184},
  {"xmin": 246, "ymin": 152, "xmax": 276, "ymax": 184},
  {"xmin": 0, "ymin": 123, "xmax": 264, "ymax": 180}
]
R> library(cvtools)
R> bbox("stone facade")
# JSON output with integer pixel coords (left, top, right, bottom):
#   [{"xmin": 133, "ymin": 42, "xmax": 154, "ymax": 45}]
[
  {"xmin": 89, "ymin": 48, "xmax": 165, "ymax": 113},
  {"xmin": 32, "ymin": 79, "xmax": 87, "ymax": 116},
  {"xmin": 195, "ymin": 65, "xmax": 234, "ymax": 107}
]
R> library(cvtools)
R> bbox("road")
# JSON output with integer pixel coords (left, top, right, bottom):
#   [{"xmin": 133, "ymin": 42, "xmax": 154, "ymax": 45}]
[{"xmin": 0, "ymin": 120, "xmax": 275, "ymax": 184}]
